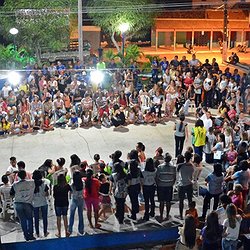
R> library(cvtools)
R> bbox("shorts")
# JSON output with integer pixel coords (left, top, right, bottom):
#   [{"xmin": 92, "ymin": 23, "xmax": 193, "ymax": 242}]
[
  {"xmin": 99, "ymin": 195, "xmax": 111, "ymax": 206},
  {"xmin": 178, "ymin": 184, "xmax": 193, "ymax": 201},
  {"xmin": 85, "ymin": 197, "xmax": 99, "ymax": 212},
  {"xmin": 157, "ymin": 186, "xmax": 173, "ymax": 202},
  {"xmin": 55, "ymin": 206, "xmax": 68, "ymax": 216}
]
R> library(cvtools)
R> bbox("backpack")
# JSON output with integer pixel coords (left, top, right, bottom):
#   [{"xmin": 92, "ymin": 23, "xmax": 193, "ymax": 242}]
[{"xmin": 114, "ymin": 178, "xmax": 127, "ymax": 199}]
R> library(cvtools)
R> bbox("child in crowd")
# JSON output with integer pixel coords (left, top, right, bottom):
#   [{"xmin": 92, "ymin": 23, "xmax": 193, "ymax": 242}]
[
  {"xmin": 1, "ymin": 117, "xmax": 11, "ymax": 135},
  {"xmin": 11, "ymin": 119, "xmax": 22, "ymax": 135},
  {"xmin": 144, "ymin": 110, "xmax": 156, "ymax": 124},
  {"xmin": 42, "ymin": 115, "xmax": 54, "ymax": 131},
  {"xmin": 137, "ymin": 110, "xmax": 144, "ymax": 124},
  {"xmin": 185, "ymin": 201, "xmax": 199, "ymax": 227},
  {"xmin": 227, "ymin": 184, "xmax": 243, "ymax": 210},
  {"xmin": 21, "ymin": 116, "xmax": 33, "ymax": 133},
  {"xmin": 80, "ymin": 110, "xmax": 91, "ymax": 127},
  {"xmin": 225, "ymin": 144, "xmax": 237, "ymax": 170},
  {"xmin": 102, "ymin": 112, "xmax": 111, "ymax": 128},
  {"xmin": 55, "ymin": 114, "xmax": 67, "ymax": 127},
  {"xmin": 98, "ymin": 174, "xmax": 111, "ymax": 220},
  {"xmin": 68, "ymin": 112, "xmax": 78, "ymax": 128},
  {"xmin": 127, "ymin": 107, "xmax": 137, "ymax": 124}
]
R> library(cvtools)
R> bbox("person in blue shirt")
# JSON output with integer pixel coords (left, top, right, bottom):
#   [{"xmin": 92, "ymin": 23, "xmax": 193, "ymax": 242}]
[
  {"xmin": 160, "ymin": 57, "xmax": 169, "ymax": 75},
  {"xmin": 57, "ymin": 61, "xmax": 66, "ymax": 74},
  {"xmin": 151, "ymin": 57, "xmax": 159, "ymax": 82},
  {"xmin": 232, "ymin": 69, "xmax": 241, "ymax": 84}
]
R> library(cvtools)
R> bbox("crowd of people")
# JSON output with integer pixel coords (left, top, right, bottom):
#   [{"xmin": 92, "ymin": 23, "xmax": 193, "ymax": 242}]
[
  {"xmin": 0, "ymin": 53, "xmax": 249, "ymax": 135},
  {"xmin": 0, "ymin": 134, "xmax": 249, "ymax": 249},
  {"xmin": 0, "ymin": 54, "xmax": 250, "ymax": 249}
]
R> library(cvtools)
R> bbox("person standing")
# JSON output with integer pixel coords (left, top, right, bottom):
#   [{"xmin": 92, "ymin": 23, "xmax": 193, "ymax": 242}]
[
  {"xmin": 174, "ymin": 114, "xmax": 188, "ymax": 158},
  {"xmin": 110, "ymin": 162, "xmax": 128, "ymax": 224},
  {"xmin": 83, "ymin": 169, "xmax": 100, "ymax": 229},
  {"xmin": 175, "ymin": 151, "xmax": 194, "ymax": 220},
  {"xmin": 222, "ymin": 204, "xmax": 242, "ymax": 250},
  {"xmin": 68, "ymin": 171, "xmax": 85, "ymax": 236},
  {"xmin": 10, "ymin": 170, "xmax": 36, "ymax": 241},
  {"xmin": 127, "ymin": 160, "xmax": 143, "ymax": 221},
  {"xmin": 156, "ymin": 153, "xmax": 176, "ymax": 222},
  {"xmin": 192, "ymin": 119, "xmax": 206, "ymax": 159},
  {"xmin": 32, "ymin": 170, "xmax": 50, "ymax": 238},
  {"xmin": 142, "ymin": 158, "xmax": 157, "ymax": 221},
  {"xmin": 201, "ymin": 163, "xmax": 224, "ymax": 220},
  {"xmin": 53, "ymin": 174, "xmax": 71, "ymax": 238}
]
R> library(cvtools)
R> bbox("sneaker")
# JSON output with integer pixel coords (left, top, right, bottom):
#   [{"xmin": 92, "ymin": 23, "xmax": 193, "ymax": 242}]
[
  {"xmin": 174, "ymin": 215, "xmax": 183, "ymax": 220},
  {"xmin": 77, "ymin": 232, "xmax": 85, "ymax": 236},
  {"xmin": 44, "ymin": 232, "xmax": 50, "ymax": 237},
  {"xmin": 127, "ymin": 215, "xmax": 137, "ymax": 222}
]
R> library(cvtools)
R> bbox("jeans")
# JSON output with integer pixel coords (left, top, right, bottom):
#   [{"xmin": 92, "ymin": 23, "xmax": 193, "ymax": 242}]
[
  {"xmin": 128, "ymin": 184, "xmax": 140, "ymax": 219},
  {"xmin": 69, "ymin": 198, "xmax": 84, "ymax": 234},
  {"xmin": 194, "ymin": 146, "xmax": 203, "ymax": 159},
  {"xmin": 202, "ymin": 192, "xmax": 221, "ymax": 218},
  {"xmin": 34, "ymin": 204, "xmax": 48, "ymax": 236},
  {"xmin": 143, "ymin": 185, "xmax": 156, "ymax": 219},
  {"xmin": 222, "ymin": 238, "xmax": 238, "ymax": 250},
  {"xmin": 175, "ymin": 136, "xmax": 185, "ymax": 157},
  {"xmin": 115, "ymin": 197, "xmax": 125, "ymax": 224},
  {"xmin": 14, "ymin": 202, "xmax": 34, "ymax": 240},
  {"xmin": 204, "ymin": 89, "xmax": 213, "ymax": 108}
]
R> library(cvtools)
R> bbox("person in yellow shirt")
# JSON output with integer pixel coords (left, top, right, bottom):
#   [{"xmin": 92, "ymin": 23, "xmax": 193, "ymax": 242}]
[
  {"xmin": 19, "ymin": 81, "xmax": 29, "ymax": 94},
  {"xmin": 192, "ymin": 119, "xmax": 206, "ymax": 159},
  {"xmin": 1, "ymin": 117, "xmax": 11, "ymax": 134}
]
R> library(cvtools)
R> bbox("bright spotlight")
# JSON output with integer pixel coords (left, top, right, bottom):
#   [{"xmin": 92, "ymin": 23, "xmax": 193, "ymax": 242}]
[
  {"xmin": 9, "ymin": 28, "xmax": 19, "ymax": 35},
  {"xmin": 90, "ymin": 70, "xmax": 104, "ymax": 85},
  {"xmin": 7, "ymin": 71, "xmax": 21, "ymax": 86},
  {"xmin": 119, "ymin": 23, "xmax": 129, "ymax": 33}
]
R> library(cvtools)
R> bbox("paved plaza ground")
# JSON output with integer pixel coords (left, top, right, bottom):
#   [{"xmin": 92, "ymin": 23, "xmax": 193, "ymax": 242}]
[
  {"xmin": 0, "ymin": 113, "xmax": 215, "ymax": 246},
  {"xmin": 0, "ymin": 47, "xmax": 248, "ymax": 247}
]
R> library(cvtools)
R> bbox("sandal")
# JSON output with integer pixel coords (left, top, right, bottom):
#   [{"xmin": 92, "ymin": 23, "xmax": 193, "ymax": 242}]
[
  {"xmin": 95, "ymin": 223, "xmax": 101, "ymax": 229},
  {"xmin": 55, "ymin": 233, "xmax": 61, "ymax": 238}
]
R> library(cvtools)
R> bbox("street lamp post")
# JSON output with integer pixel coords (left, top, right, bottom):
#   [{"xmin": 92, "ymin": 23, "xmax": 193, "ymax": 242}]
[
  {"xmin": 222, "ymin": 0, "xmax": 228, "ymax": 63},
  {"xmin": 9, "ymin": 28, "xmax": 19, "ymax": 69},
  {"xmin": 119, "ymin": 23, "xmax": 129, "ymax": 63},
  {"xmin": 78, "ymin": 0, "xmax": 84, "ymax": 63},
  {"xmin": 9, "ymin": 28, "xmax": 19, "ymax": 51}
]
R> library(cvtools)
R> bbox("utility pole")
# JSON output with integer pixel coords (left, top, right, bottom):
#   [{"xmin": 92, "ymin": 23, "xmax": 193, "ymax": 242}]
[
  {"xmin": 78, "ymin": 0, "xmax": 84, "ymax": 62},
  {"xmin": 222, "ymin": 0, "xmax": 228, "ymax": 63}
]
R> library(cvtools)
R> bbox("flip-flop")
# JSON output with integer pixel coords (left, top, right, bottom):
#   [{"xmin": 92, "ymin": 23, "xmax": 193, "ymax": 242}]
[{"xmin": 55, "ymin": 233, "xmax": 61, "ymax": 238}]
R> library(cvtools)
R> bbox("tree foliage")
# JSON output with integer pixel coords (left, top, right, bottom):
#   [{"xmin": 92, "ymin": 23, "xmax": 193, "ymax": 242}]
[
  {"xmin": 1, "ymin": 0, "xmax": 76, "ymax": 62},
  {"xmin": 86, "ymin": 0, "xmax": 155, "ymax": 52},
  {"xmin": 0, "ymin": 44, "xmax": 36, "ymax": 69}
]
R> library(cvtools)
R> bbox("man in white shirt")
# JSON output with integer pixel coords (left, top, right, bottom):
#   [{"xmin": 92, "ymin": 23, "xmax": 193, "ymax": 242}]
[
  {"xmin": 201, "ymin": 111, "xmax": 213, "ymax": 134},
  {"xmin": 2, "ymin": 82, "xmax": 12, "ymax": 99},
  {"xmin": 5, "ymin": 156, "xmax": 18, "ymax": 184}
]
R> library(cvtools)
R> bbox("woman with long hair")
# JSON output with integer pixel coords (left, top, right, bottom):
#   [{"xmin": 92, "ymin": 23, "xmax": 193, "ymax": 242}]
[
  {"xmin": 174, "ymin": 114, "xmax": 188, "ymax": 158},
  {"xmin": 201, "ymin": 163, "xmax": 224, "ymax": 220},
  {"xmin": 127, "ymin": 159, "xmax": 142, "ymax": 221},
  {"xmin": 69, "ymin": 154, "xmax": 81, "ymax": 182},
  {"xmin": 222, "ymin": 204, "xmax": 242, "ymax": 250},
  {"xmin": 53, "ymin": 174, "xmax": 71, "ymax": 238},
  {"xmin": 68, "ymin": 171, "xmax": 85, "ymax": 236},
  {"xmin": 142, "ymin": 158, "xmax": 156, "ymax": 221},
  {"xmin": 176, "ymin": 215, "xmax": 200, "ymax": 250},
  {"xmin": 83, "ymin": 169, "xmax": 100, "ymax": 228},
  {"xmin": 32, "ymin": 170, "xmax": 50, "ymax": 238},
  {"xmin": 110, "ymin": 162, "xmax": 128, "ymax": 224},
  {"xmin": 200, "ymin": 211, "xmax": 223, "ymax": 250}
]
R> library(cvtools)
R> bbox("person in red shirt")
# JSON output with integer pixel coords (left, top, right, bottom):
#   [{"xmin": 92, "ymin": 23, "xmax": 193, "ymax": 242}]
[{"xmin": 83, "ymin": 169, "xmax": 101, "ymax": 228}]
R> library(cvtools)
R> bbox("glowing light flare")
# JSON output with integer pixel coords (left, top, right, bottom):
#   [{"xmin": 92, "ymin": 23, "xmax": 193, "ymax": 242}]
[
  {"xmin": 9, "ymin": 28, "xmax": 19, "ymax": 35},
  {"xmin": 7, "ymin": 71, "xmax": 21, "ymax": 86},
  {"xmin": 90, "ymin": 70, "xmax": 104, "ymax": 85},
  {"xmin": 118, "ymin": 23, "xmax": 129, "ymax": 33}
]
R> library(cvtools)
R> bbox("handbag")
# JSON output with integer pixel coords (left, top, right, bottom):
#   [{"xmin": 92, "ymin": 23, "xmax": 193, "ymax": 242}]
[{"xmin": 214, "ymin": 151, "xmax": 222, "ymax": 160}]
